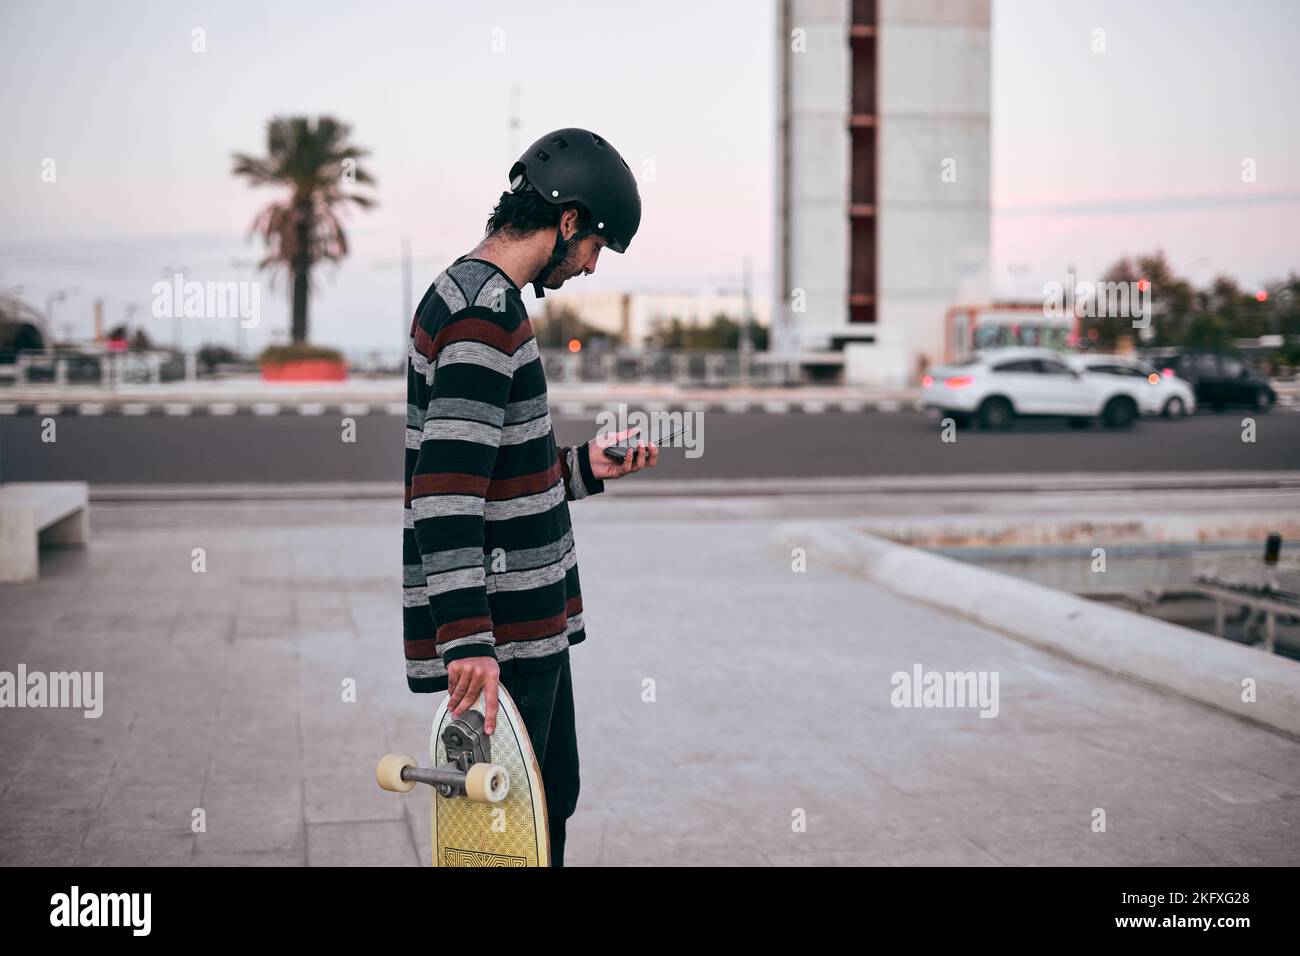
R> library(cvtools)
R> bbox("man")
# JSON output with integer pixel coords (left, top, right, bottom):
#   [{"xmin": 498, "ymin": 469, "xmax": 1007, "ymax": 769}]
[{"xmin": 402, "ymin": 128, "xmax": 654, "ymax": 866}]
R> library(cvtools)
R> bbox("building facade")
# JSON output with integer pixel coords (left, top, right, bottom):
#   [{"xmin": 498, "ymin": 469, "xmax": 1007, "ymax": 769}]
[{"xmin": 774, "ymin": 0, "xmax": 991, "ymax": 385}]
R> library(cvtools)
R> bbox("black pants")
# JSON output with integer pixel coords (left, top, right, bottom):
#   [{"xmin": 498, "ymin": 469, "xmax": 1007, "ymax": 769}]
[{"xmin": 499, "ymin": 658, "xmax": 579, "ymax": 867}]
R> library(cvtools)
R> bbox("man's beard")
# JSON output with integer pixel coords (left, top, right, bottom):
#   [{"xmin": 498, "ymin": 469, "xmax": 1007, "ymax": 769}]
[{"xmin": 542, "ymin": 242, "xmax": 588, "ymax": 289}]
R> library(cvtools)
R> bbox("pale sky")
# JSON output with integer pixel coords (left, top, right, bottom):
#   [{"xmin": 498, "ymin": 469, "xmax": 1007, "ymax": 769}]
[
  {"xmin": 992, "ymin": 0, "xmax": 1300, "ymax": 297},
  {"xmin": 0, "ymin": 0, "xmax": 1296, "ymax": 355}
]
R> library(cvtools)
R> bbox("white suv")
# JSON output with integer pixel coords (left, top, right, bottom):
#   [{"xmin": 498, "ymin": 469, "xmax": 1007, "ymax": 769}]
[
  {"xmin": 1066, "ymin": 354, "xmax": 1197, "ymax": 418},
  {"xmin": 922, "ymin": 347, "xmax": 1142, "ymax": 429}
]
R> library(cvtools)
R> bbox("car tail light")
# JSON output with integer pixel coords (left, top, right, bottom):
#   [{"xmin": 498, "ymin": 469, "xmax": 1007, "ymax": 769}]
[
  {"xmin": 921, "ymin": 375, "xmax": 934, "ymax": 388},
  {"xmin": 1161, "ymin": 367, "xmax": 1174, "ymax": 378},
  {"xmin": 944, "ymin": 376, "xmax": 974, "ymax": 389},
  {"xmin": 1147, "ymin": 373, "xmax": 1160, "ymax": 385}
]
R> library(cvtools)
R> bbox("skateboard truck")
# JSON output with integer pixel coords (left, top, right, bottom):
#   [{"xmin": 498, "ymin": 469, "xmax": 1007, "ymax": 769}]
[{"xmin": 376, "ymin": 710, "xmax": 510, "ymax": 804}]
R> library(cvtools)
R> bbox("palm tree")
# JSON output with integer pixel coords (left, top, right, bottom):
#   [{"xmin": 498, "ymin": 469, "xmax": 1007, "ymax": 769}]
[{"xmin": 232, "ymin": 116, "xmax": 377, "ymax": 343}]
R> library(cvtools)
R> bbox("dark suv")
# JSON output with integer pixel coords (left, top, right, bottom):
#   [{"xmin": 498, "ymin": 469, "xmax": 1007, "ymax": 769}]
[{"xmin": 1147, "ymin": 350, "xmax": 1276, "ymax": 411}]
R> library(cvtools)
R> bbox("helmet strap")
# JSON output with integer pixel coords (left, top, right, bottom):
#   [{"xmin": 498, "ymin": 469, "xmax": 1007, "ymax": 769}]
[
  {"xmin": 531, "ymin": 226, "xmax": 567, "ymax": 299},
  {"xmin": 530, "ymin": 223, "xmax": 592, "ymax": 298}
]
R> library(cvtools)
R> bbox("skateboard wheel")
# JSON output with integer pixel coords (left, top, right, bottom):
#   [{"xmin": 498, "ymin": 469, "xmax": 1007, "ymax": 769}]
[
  {"xmin": 376, "ymin": 753, "xmax": 418, "ymax": 793},
  {"xmin": 464, "ymin": 763, "xmax": 510, "ymax": 804}
]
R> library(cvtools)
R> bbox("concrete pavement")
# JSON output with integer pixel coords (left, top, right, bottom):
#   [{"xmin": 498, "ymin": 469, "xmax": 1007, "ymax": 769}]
[
  {"xmin": 772, "ymin": 522, "xmax": 1300, "ymax": 736},
  {"xmin": 1, "ymin": 492, "xmax": 1298, "ymax": 865}
]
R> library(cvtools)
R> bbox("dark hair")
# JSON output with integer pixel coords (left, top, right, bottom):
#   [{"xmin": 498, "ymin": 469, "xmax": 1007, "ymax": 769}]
[{"xmin": 484, "ymin": 189, "xmax": 591, "ymax": 238}]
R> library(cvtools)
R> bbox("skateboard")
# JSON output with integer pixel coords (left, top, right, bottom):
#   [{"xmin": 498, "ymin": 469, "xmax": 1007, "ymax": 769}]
[{"xmin": 377, "ymin": 686, "xmax": 549, "ymax": 867}]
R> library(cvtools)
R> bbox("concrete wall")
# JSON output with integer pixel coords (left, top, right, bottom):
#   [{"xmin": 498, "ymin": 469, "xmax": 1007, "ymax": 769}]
[
  {"xmin": 774, "ymin": 0, "xmax": 850, "ymax": 354},
  {"xmin": 877, "ymin": 0, "xmax": 991, "ymax": 379},
  {"xmin": 776, "ymin": 0, "xmax": 991, "ymax": 385}
]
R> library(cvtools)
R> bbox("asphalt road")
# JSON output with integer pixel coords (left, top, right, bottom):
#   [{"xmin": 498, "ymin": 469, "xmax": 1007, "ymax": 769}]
[{"xmin": 4, "ymin": 408, "xmax": 1299, "ymax": 484}]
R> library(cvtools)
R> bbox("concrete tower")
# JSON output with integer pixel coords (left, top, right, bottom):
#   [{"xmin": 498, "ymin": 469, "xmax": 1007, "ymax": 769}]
[{"xmin": 774, "ymin": 0, "xmax": 991, "ymax": 385}]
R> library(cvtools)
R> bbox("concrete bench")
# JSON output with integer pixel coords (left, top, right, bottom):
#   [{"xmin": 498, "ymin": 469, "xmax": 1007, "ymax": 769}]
[{"xmin": 0, "ymin": 482, "xmax": 89, "ymax": 583}]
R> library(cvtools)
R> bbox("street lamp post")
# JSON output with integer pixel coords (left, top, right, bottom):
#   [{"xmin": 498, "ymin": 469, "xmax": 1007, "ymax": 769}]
[
  {"xmin": 1008, "ymin": 263, "xmax": 1031, "ymax": 302},
  {"xmin": 45, "ymin": 290, "xmax": 67, "ymax": 343},
  {"xmin": 740, "ymin": 257, "xmax": 753, "ymax": 386},
  {"xmin": 161, "ymin": 266, "xmax": 187, "ymax": 352}
]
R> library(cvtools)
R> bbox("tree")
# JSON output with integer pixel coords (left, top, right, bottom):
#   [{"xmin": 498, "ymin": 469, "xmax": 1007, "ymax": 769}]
[
  {"xmin": 645, "ymin": 312, "xmax": 769, "ymax": 350},
  {"xmin": 1084, "ymin": 250, "xmax": 1291, "ymax": 351},
  {"xmin": 232, "ymin": 116, "xmax": 377, "ymax": 343},
  {"xmin": 535, "ymin": 303, "xmax": 604, "ymax": 349}
]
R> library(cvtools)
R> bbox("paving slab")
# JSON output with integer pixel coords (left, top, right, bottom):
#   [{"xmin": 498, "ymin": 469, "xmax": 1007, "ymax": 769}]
[{"xmin": 1, "ymin": 494, "xmax": 1297, "ymax": 866}]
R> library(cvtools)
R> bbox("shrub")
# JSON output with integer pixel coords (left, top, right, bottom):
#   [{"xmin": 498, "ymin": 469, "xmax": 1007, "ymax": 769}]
[{"xmin": 259, "ymin": 343, "xmax": 344, "ymax": 364}]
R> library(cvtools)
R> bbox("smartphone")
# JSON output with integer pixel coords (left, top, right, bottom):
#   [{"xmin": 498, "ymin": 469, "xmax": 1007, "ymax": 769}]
[{"xmin": 600, "ymin": 426, "xmax": 687, "ymax": 464}]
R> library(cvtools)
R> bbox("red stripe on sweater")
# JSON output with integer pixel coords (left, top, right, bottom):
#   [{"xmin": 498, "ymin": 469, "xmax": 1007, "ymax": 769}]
[
  {"xmin": 486, "ymin": 460, "xmax": 564, "ymax": 499},
  {"xmin": 411, "ymin": 472, "xmax": 491, "ymax": 498},
  {"xmin": 429, "ymin": 317, "xmax": 532, "ymax": 358},
  {"xmin": 436, "ymin": 615, "xmax": 495, "ymax": 644},
  {"xmin": 403, "ymin": 638, "xmax": 440, "ymax": 658},
  {"xmin": 493, "ymin": 611, "xmax": 571, "ymax": 643}
]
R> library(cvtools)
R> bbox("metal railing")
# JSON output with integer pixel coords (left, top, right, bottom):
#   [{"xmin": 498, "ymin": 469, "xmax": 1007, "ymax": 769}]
[
  {"xmin": 1, "ymin": 346, "xmax": 814, "ymax": 388},
  {"xmin": 540, "ymin": 349, "xmax": 804, "ymax": 387},
  {"xmin": 1, "ymin": 349, "xmax": 192, "ymax": 387}
]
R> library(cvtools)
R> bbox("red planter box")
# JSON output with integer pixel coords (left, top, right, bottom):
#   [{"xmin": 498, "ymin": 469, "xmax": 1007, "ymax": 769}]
[{"xmin": 261, "ymin": 359, "xmax": 347, "ymax": 381}]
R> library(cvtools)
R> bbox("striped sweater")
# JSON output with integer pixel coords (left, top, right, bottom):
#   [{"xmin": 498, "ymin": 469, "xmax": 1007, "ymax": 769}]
[{"xmin": 402, "ymin": 256, "xmax": 605, "ymax": 693}]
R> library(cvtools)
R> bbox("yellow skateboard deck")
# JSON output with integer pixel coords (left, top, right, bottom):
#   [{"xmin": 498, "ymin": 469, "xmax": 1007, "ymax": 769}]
[
  {"xmin": 430, "ymin": 687, "xmax": 548, "ymax": 867},
  {"xmin": 376, "ymin": 686, "xmax": 549, "ymax": 867}
]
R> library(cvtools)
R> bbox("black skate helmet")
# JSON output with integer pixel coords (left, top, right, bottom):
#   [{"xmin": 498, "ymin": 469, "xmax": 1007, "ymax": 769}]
[{"xmin": 507, "ymin": 128, "xmax": 641, "ymax": 296}]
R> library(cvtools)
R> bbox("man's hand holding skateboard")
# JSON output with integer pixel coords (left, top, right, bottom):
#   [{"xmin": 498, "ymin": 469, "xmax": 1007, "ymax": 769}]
[{"xmin": 447, "ymin": 427, "xmax": 658, "ymax": 733}]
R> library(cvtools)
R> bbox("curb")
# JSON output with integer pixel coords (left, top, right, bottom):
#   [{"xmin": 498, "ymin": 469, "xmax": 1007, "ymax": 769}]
[
  {"xmin": 0, "ymin": 398, "xmax": 918, "ymax": 418},
  {"xmin": 84, "ymin": 471, "xmax": 1300, "ymax": 502},
  {"xmin": 83, "ymin": 471, "xmax": 1300, "ymax": 502},
  {"xmin": 0, "ymin": 401, "xmax": 410, "ymax": 418},
  {"xmin": 90, "ymin": 482, "xmax": 405, "ymax": 502},
  {"xmin": 771, "ymin": 521, "xmax": 1300, "ymax": 739},
  {"xmin": 4, "ymin": 397, "xmax": 1297, "ymax": 418}
]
